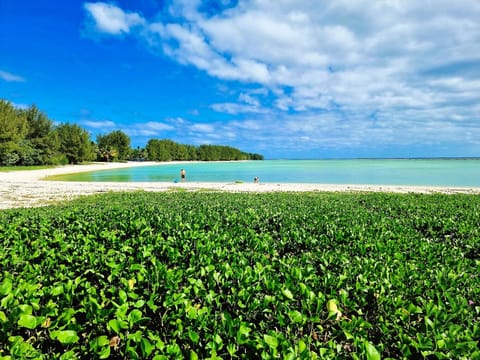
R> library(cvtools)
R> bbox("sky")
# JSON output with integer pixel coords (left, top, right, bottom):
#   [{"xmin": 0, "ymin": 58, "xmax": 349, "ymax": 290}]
[{"xmin": 1, "ymin": 0, "xmax": 479, "ymax": 159}]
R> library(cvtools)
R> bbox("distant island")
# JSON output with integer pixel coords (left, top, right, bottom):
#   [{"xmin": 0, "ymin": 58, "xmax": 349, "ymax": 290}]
[{"xmin": 0, "ymin": 99, "xmax": 263, "ymax": 166}]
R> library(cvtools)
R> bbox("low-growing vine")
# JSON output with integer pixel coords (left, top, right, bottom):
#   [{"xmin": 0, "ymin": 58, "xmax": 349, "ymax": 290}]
[{"xmin": 0, "ymin": 192, "xmax": 479, "ymax": 359}]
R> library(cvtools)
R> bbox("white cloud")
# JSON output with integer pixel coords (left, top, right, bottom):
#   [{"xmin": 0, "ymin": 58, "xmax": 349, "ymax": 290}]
[
  {"xmin": 144, "ymin": 121, "xmax": 175, "ymax": 131},
  {"xmin": 84, "ymin": 2, "xmax": 145, "ymax": 35},
  {"xmin": 190, "ymin": 123, "xmax": 215, "ymax": 133},
  {"xmin": 82, "ymin": 119, "xmax": 116, "ymax": 129},
  {"xmin": 123, "ymin": 121, "xmax": 175, "ymax": 137},
  {"xmin": 0, "ymin": 70, "xmax": 25, "ymax": 82},
  {"xmin": 83, "ymin": 0, "xmax": 480, "ymax": 155},
  {"xmin": 212, "ymin": 92, "xmax": 268, "ymax": 114}
]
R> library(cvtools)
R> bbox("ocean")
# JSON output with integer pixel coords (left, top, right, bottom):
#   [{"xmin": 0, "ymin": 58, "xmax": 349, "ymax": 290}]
[{"xmin": 52, "ymin": 159, "xmax": 480, "ymax": 187}]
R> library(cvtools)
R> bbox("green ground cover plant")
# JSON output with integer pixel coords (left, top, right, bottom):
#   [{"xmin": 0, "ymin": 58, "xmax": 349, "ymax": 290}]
[
  {"xmin": 0, "ymin": 192, "xmax": 479, "ymax": 359},
  {"xmin": 0, "ymin": 165, "xmax": 56, "ymax": 172}
]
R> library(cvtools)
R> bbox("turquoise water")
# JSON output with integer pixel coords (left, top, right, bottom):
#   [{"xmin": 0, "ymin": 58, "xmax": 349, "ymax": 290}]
[{"xmin": 54, "ymin": 159, "xmax": 480, "ymax": 187}]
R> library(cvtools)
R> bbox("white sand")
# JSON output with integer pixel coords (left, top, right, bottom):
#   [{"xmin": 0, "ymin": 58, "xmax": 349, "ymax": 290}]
[{"xmin": 1, "ymin": 161, "xmax": 479, "ymax": 209}]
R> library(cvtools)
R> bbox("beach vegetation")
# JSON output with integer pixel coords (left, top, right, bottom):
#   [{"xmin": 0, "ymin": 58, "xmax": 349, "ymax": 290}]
[
  {"xmin": 55, "ymin": 123, "xmax": 96, "ymax": 164},
  {"xmin": 0, "ymin": 165, "xmax": 58, "ymax": 172},
  {"xmin": 0, "ymin": 100, "xmax": 263, "ymax": 166},
  {"xmin": 0, "ymin": 191, "xmax": 478, "ymax": 358},
  {"xmin": 130, "ymin": 146, "xmax": 149, "ymax": 161},
  {"xmin": 97, "ymin": 130, "xmax": 131, "ymax": 162},
  {"xmin": 146, "ymin": 139, "xmax": 263, "ymax": 162}
]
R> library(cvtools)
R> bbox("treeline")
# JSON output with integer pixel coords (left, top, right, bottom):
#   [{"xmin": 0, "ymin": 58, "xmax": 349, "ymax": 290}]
[
  {"xmin": 0, "ymin": 100, "xmax": 263, "ymax": 166},
  {"xmin": 146, "ymin": 139, "xmax": 263, "ymax": 161}
]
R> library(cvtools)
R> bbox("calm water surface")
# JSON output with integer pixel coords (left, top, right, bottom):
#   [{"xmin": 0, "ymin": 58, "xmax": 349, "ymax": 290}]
[{"xmin": 53, "ymin": 159, "xmax": 480, "ymax": 187}]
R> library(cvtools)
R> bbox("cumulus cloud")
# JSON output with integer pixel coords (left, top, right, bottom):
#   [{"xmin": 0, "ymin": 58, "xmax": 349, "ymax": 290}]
[
  {"xmin": 83, "ymin": 2, "xmax": 145, "ymax": 35},
  {"xmin": 190, "ymin": 123, "xmax": 215, "ymax": 133},
  {"xmin": 120, "ymin": 120, "xmax": 176, "ymax": 137},
  {"xmin": 82, "ymin": 119, "xmax": 116, "ymax": 129},
  {"xmin": 145, "ymin": 1, "xmax": 480, "ymax": 110},
  {"xmin": 211, "ymin": 91, "xmax": 269, "ymax": 114},
  {"xmin": 124, "ymin": 118, "xmax": 223, "ymax": 140},
  {"xmin": 0, "ymin": 70, "xmax": 25, "ymax": 82},
  {"xmin": 144, "ymin": 121, "xmax": 175, "ymax": 131},
  {"xmin": 82, "ymin": 0, "xmax": 480, "ymax": 154}
]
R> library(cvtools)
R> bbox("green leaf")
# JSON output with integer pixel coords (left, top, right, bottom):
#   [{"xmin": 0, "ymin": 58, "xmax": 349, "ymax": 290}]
[
  {"xmin": 238, "ymin": 323, "xmax": 251, "ymax": 336},
  {"xmin": 51, "ymin": 285, "xmax": 64, "ymax": 296},
  {"xmin": 189, "ymin": 330, "xmax": 200, "ymax": 344},
  {"xmin": 119, "ymin": 289, "xmax": 127, "ymax": 304},
  {"xmin": 326, "ymin": 299, "xmax": 338, "ymax": 314},
  {"xmin": 128, "ymin": 330, "xmax": 143, "ymax": 342},
  {"xmin": 17, "ymin": 314, "xmax": 37, "ymax": 329},
  {"xmin": 365, "ymin": 341, "xmax": 381, "ymax": 360},
  {"xmin": 297, "ymin": 340, "xmax": 307, "ymax": 353},
  {"xmin": 0, "ymin": 311, "xmax": 8, "ymax": 323},
  {"xmin": 128, "ymin": 309, "xmax": 143, "ymax": 326},
  {"xmin": 1, "ymin": 293, "xmax": 13, "ymax": 308},
  {"xmin": 115, "ymin": 303, "xmax": 129, "ymax": 319},
  {"xmin": 99, "ymin": 346, "xmax": 111, "ymax": 359},
  {"xmin": 108, "ymin": 319, "xmax": 128, "ymax": 333},
  {"xmin": 0, "ymin": 278, "xmax": 12, "ymax": 296},
  {"xmin": 60, "ymin": 350, "xmax": 78, "ymax": 359},
  {"xmin": 264, "ymin": 334, "xmax": 278, "ymax": 349},
  {"xmin": 134, "ymin": 299, "xmax": 145, "ymax": 308},
  {"xmin": 130, "ymin": 263, "xmax": 144, "ymax": 271},
  {"xmin": 214, "ymin": 333, "xmax": 223, "ymax": 345},
  {"xmin": 51, "ymin": 330, "xmax": 79, "ymax": 344},
  {"xmin": 18, "ymin": 304, "xmax": 32, "ymax": 315},
  {"xmin": 288, "ymin": 310, "xmax": 303, "ymax": 323},
  {"xmin": 425, "ymin": 317, "xmax": 434, "ymax": 329},
  {"xmin": 141, "ymin": 337, "xmax": 154, "ymax": 357},
  {"xmin": 8, "ymin": 335, "xmax": 40, "ymax": 357},
  {"xmin": 282, "ymin": 288, "xmax": 294, "ymax": 300},
  {"xmin": 91, "ymin": 335, "xmax": 110, "ymax": 348}
]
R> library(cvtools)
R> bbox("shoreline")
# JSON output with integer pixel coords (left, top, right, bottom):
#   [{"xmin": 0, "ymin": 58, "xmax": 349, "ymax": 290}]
[{"xmin": 1, "ymin": 161, "xmax": 480, "ymax": 209}]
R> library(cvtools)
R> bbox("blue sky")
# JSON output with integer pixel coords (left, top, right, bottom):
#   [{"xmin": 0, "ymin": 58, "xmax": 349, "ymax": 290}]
[{"xmin": 1, "ymin": 0, "xmax": 479, "ymax": 159}]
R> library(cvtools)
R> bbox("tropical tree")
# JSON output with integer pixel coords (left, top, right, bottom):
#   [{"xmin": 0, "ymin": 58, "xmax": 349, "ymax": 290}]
[
  {"xmin": 96, "ymin": 130, "xmax": 131, "ymax": 161},
  {"xmin": 130, "ymin": 146, "xmax": 148, "ymax": 161},
  {"xmin": 146, "ymin": 139, "xmax": 176, "ymax": 161},
  {"xmin": 0, "ymin": 100, "xmax": 28, "ymax": 165},
  {"xmin": 145, "ymin": 138, "xmax": 262, "ymax": 161},
  {"xmin": 21, "ymin": 105, "xmax": 60, "ymax": 164},
  {"xmin": 0, "ymin": 99, "xmax": 264, "ymax": 166},
  {"xmin": 55, "ymin": 123, "xmax": 96, "ymax": 164},
  {"xmin": 197, "ymin": 144, "xmax": 220, "ymax": 161}
]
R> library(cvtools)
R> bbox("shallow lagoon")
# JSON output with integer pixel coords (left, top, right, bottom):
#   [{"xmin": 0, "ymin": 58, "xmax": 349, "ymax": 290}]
[{"xmin": 52, "ymin": 159, "xmax": 480, "ymax": 187}]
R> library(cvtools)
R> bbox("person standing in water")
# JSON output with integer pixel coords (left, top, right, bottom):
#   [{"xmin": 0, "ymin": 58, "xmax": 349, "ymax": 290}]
[{"xmin": 180, "ymin": 169, "xmax": 186, "ymax": 182}]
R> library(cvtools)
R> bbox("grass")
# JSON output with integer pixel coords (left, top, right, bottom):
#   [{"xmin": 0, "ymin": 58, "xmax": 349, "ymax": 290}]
[{"xmin": 0, "ymin": 165, "xmax": 58, "ymax": 172}]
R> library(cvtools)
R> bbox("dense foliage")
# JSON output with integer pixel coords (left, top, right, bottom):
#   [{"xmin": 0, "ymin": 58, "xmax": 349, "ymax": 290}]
[
  {"xmin": 0, "ymin": 100, "xmax": 95, "ymax": 165},
  {"xmin": 0, "ymin": 192, "xmax": 478, "ymax": 359},
  {"xmin": 55, "ymin": 124, "xmax": 97, "ymax": 165},
  {"xmin": 97, "ymin": 131, "xmax": 131, "ymax": 162},
  {"xmin": 146, "ymin": 140, "xmax": 263, "ymax": 161},
  {"xmin": 0, "ymin": 100, "xmax": 263, "ymax": 165},
  {"xmin": 0, "ymin": 101, "xmax": 69, "ymax": 165}
]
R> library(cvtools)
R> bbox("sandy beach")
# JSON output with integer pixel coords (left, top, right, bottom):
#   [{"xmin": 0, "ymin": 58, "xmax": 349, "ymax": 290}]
[{"xmin": 1, "ymin": 161, "xmax": 479, "ymax": 209}]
